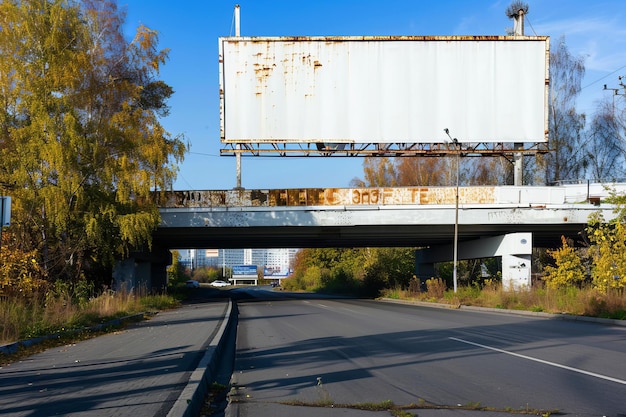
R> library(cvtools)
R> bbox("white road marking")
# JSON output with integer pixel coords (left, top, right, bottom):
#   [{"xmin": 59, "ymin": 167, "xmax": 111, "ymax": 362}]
[{"xmin": 450, "ymin": 337, "xmax": 626, "ymax": 385}]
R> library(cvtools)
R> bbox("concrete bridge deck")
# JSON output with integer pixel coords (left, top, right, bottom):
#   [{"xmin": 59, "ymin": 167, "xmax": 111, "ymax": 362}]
[
  {"xmin": 153, "ymin": 183, "xmax": 626, "ymax": 249},
  {"xmin": 112, "ymin": 183, "xmax": 626, "ymax": 291}
]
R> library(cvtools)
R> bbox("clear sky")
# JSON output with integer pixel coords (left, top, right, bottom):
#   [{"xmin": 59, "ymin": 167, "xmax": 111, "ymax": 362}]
[{"xmin": 121, "ymin": 0, "xmax": 626, "ymax": 191}]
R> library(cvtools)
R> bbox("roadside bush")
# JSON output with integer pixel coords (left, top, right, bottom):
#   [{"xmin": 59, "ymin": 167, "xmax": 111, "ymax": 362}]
[
  {"xmin": 167, "ymin": 250, "xmax": 189, "ymax": 288},
  {"xmin": 543, "ymin": 236, "xmax": 586, "ymax": 289},
  {"xmin": 190, "ymin": 266, "xmax": 222, "ymax": 283},
  {"xmin": 425, "ymin": 278, "xmax": 446, "ymax": 299},
  {"xmin": 587, "ymin": 211, "xmax": 626, "ymax": 293},
  {"xmin": 281, "ymin": 265, "xmax": 322, "ymax": 292},
  {"xmin": 407, "ymin": 276, "xmax": 421, "ymax": 296},
  {"xmin": 450, "ymin": 283, "xmax": 482, "ymax": 304},
  {"xmin": 0, "ymin": 232, "xmax": 48, "ymax": 298},
  {"xmin": 584, "ymin": 290, "xmax": 626, "ymax": 319}
]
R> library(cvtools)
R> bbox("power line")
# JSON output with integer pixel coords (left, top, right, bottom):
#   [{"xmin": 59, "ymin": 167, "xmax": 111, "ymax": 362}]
[
  {"xmin": 582, "ymin": 64, "xmax": 626, "ymax": 90},
  {"xmin": 176, "ymin": 172, "xmax": 194, "ymax": 189},
  {"xmin": 188, "ymin": 151, "xmax": 220, "ymax": 158},
  {"xmin": 525, "ymin": 16, "xmax": 626, "ymax": 93},
  {"xmin": 525, "ymin": 16, "xmax": 538, "ymax": 36}
]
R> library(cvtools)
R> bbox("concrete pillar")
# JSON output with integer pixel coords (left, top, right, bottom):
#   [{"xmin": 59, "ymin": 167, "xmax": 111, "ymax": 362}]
[
  {"xmin": 501, "ymin": 253, "xmax": 531, "ymax": 291},
  {"xmin": 415, "ymin": 232, "xmax": 532, "ymax": 291},
  {"xmin": 112, "ymin": 245, "xmax": 172, "ymax": 293},
  {"xmin": 415, "ymin": 250, "xmax": 436, "ymax": 290}
]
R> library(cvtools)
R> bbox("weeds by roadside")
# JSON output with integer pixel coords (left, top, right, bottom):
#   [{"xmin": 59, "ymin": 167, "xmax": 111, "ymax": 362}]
[
  {"xmin": 199, "ymin": 381, "xmax": 230, "ymax": 416},
  {"xmin": 280, "ymin": 397, "xmax": 559, "ymax": 416},
  {"xmin": 0, "ymin": 315, "xmax": 145, "ymax": 366},
  {"xmin": 1, "ymin": 288, "xmax": 181, "ymax": 345},
  {"xmin": 275, "ymin": 375, "xmax": 560, "ymax": 416},
  {"xmin": 381, "ymin": 279, "xmax": 626, "ymax": 319}
]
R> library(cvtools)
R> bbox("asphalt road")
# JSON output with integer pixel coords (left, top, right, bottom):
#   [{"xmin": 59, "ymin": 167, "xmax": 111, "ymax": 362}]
[
  {"xmin": 0, "ymin": 295, "xmax": 230, "ymax": 417},
  {"xmin": 227, "ymin": 290, "xmax": 626, "ymax": 417},
  {"xmin": 3, "ymin": 288, "xmax": 625, "ymax": 417}
]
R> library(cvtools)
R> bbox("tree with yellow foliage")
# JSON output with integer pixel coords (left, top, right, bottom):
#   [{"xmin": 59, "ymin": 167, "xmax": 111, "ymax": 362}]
[
  {"xmin": 0, "ymin": 0, "xmax": 185, "ymax": 288},
  {"xmin": 587, "ymin": 209, "xmax": 626, "ymax": 293},
  {"xmin": 543, "ymin": 236, "xmax": 586, "ymax": 289}
]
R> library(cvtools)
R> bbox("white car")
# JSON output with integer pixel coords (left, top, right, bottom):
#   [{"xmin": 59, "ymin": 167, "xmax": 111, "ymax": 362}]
[
  {"xmin": 185, "ymin": 280, "xmax": 200, "ymax": 288},
  {"xmin": 210, "ymin": 280, "xmax": 230, "ymax": 287}
]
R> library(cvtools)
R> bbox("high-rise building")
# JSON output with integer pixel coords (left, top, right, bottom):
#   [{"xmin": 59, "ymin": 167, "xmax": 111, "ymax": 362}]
[
  {"xmin": 173, "ymin": 248, "xmax": 299, "ymax": 278},
  {"xmin": 264, "ymin": 248, "xmax": 298, "ymax": 276}
]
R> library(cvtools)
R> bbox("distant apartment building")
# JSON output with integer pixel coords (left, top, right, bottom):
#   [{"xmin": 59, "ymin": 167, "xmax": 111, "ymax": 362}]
[
  {"xmin": 264, "ymin": 248, "xmax": 298, "ymax": 276},
  {"xmin": 175, "ymin": 248, "xmax": 298, "ymax": 277}
]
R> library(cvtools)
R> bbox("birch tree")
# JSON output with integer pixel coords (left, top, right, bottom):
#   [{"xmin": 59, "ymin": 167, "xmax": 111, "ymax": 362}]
[
  {"xmin": 586, "ymin": 96, "xmax": 626, "ymax": 181},
  {"xmin": 542, "ymin": 36, "xmax": 588, "ymax": 184},
  {"xmin": 0, "ymin": 0, "xmax": 185, "ymax": 285},
  {"xmin": 350, "ymin": 157, "xmax": 397, "ymax": 187},
  {"xmin": 587, "ymin": 202, "xmax": 626, "ymax": 293},
  {"xmin": 395, "ymin": 158, "xmax": 452, "ymax": 186}
]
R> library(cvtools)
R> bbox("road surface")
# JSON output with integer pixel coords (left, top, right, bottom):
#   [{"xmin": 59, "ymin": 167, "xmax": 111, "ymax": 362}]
[
  {"xmin": 227, "ymin": 290, "xmax": 626, "ymax": 417},
  {"xmin": 0, "ymin": 294, "xmax": 229, "ymax": 417}
]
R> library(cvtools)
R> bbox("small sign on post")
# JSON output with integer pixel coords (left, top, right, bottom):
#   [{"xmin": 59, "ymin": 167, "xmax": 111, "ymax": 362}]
[
  {"xmin": 1, "ymin": 196, "xmax": 11, "ymax": 227},
  {"xmin": 0, "ymin": 196, "xmax": 10, "ymax": 255}
]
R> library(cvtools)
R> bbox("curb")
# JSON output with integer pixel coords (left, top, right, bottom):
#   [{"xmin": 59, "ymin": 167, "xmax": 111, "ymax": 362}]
[
  {"xmin": 0, "ymin": 312, "xmax": 150, "ymax": 355},
  {"xmin": 378, "ymin": 298, "xmax": 626, "ymax": 327},
  {"xmin": 166, "ymin": 299, "xmax": 237, "ymax": 417}
]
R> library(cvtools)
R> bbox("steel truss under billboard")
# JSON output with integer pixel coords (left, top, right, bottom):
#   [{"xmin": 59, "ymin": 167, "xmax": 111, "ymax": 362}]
[{"xmin": 219, "ymin": 36, "xmax": 549, "ymax": 157}]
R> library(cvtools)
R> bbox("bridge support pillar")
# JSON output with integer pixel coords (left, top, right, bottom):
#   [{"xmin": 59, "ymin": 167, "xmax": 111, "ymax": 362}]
[
  {"xmin": 112, "ymin": 245, "xmax": 171, "ymax": 293},
  {"xmin": 415, "ymin": 232, "xmax": 532, "ymax": 291}
]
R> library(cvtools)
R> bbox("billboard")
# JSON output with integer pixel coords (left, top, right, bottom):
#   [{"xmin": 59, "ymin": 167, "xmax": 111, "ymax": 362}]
[
  {"xmin": 219, "ymin": 36, "xmax": 549, "ymax": 144},
  {"xmin": 232, "ymin": 265, "xmax": 258, "ymax": 276}
]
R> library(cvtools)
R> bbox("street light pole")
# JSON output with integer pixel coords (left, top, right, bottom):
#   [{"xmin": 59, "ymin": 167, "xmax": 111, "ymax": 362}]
[
  {"xmin": 453, "ymin": 138, "xmax": 459, "ymax": 293},
  {"xmin": 444, "ymin": 128, "xmax": 460, "ymax": 293}
]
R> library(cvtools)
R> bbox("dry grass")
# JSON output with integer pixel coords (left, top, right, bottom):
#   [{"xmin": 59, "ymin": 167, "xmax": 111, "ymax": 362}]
[
  {"xmin": 382, "ymin": 281, "xmax": 626, "ymax": 319},
  {"xmin": 0, "ymin": 289, "xmax": 179, "ymax": 344}
]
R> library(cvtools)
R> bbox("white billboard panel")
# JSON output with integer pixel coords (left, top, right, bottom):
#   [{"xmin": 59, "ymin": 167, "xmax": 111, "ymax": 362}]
[{"xmin": 219, "ymin": 36, "xmax": 549, "ymax": 144}]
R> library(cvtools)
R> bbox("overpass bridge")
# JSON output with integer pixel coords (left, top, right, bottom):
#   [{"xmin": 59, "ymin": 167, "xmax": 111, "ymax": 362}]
[{"xmin": 115, "ymin": 182, "xmax": 626, "ymax": 291}]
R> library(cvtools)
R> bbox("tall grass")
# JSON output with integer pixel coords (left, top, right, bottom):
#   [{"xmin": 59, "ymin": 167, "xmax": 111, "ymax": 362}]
[
  {"xmin": 381, "ymin": 281, "xmax": 626, "ymax": 319},
  {"xmin": 0, "ymin": 289, "xmax": 179, "ymax": 344}
]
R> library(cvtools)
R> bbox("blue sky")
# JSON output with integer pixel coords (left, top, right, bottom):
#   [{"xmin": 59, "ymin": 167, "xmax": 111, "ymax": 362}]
[{"xmin": 121, "ymin": 1, "xmax": 626, "ymax": 191}]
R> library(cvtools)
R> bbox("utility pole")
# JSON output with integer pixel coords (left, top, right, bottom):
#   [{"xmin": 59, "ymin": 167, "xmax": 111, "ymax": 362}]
[
  {"xmin": 603, "ymin": 75, "xmax": 626, "ymax": 112},
  {"xmin": 444, "ymin": 129, "xmax": 460, "ymax": 293},
  {"xmin": 511, "ymin": 4, "xmax": 527, "ymax": 186},
  {"xmin": 234, "ymin": 5, "xmax": 243, "ymax": 190}
]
